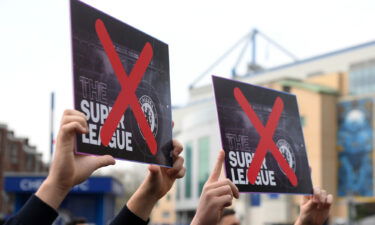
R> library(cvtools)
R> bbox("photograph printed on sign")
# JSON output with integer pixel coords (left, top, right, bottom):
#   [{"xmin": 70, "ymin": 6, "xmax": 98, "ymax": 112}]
[
  {"xmin": 70, "ymin": 0, "xmax": 173, "ymax": 167},
  {"xmin": 212, "ymin": 75, "xmax": 313, "ymax": 194}
]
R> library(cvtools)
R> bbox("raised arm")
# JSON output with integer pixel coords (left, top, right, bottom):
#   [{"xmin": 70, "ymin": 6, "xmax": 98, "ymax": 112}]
[
  {"xmin": 36, "ymin": 109, "xmax": 116, "ymax": 209},
  {"xmin": 110, "ymin": 139, "xmax": 185, "ymax": 224},
  {"xmin": 5, "ymin": 109, "xmax": 115, "ymax": 225}
]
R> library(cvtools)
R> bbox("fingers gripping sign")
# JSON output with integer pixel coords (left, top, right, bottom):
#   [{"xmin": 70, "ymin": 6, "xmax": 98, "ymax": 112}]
[
  {"xmin": 295, "ymin": 187, "xmax": 333, "ymax": 225},
  {"xmin": 191, "ymin": 150, "xmax": 239, "ymax": 225},
  {"xmin": 126, "ymin": 139, "xmax": 186, "ymax": 221}
]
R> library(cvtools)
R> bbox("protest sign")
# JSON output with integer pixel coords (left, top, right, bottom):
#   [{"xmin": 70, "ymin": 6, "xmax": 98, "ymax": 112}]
[
  {"xmin": 70, "ymin": 0, "xmax": 172, "ymax": 167},
  {"xmin": 212, "ymin": 76, "xmax": 313, "ymax": 194}
]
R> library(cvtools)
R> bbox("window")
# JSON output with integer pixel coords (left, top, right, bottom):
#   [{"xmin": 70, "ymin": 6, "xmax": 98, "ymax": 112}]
[
  {"xmin": 268, "ymin": 193, "xmax": 279, "ymax": 199},
  {"xmin": 162, "ymin": 211, "xmax": 170, "ymax": 218},
  {"xmin": 176, "ymin": 181, "xmax": 181, "ymax": 200},
  {"xmin": 198, "ymin": 137, "xmax": 210, "ymax": 195},
  {"xmin": 185, "ymin": 142, "xmax": 192, "ymax": 198},
  {"xmin": 349, "ymin": 59, "xmax": 375, "ymax": 95},
  {"xmin": 9, "ymin": 143, "xmax": 18, "ymax": 164},
  {"xmin": 0, "ymin": 132, "xmax": 2, "ymax": 153},
  {"xmin": 282, "ymin": 85, "xmax": 291, "ymax": 93},
  {"xmin": 249, "ymin": 194, "xmax": 261, "ymax": 206},
  {"xmin": 26, "ymin": 155, "xmax": 34, "ymax": 170},
  {"xmin": 300, "ymin": 116, "xmax": 306, "ymax": 127}
]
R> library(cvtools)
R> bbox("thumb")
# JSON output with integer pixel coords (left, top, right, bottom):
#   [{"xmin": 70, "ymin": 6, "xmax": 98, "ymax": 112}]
[
  {"xmin": 147, "ymin": 165, "xmax": 162, "ymax": 185},
  {"xmin": 301, "ymin": 194, "xmax": 312, "ymax": 206},
  {"xmin": 312, "ymin": 187, "xmax": 322, "ymax": 204},
  {"xmin": 148, "ymin": 164, "xmax": 161, "ymax": 176},
  {"xmin": 94, "ymin": 155, "xmax": 116, "ymax": 169},
  {"xmin": 301, "ymin": 187, "xmax": 320, "ymax": 209}
]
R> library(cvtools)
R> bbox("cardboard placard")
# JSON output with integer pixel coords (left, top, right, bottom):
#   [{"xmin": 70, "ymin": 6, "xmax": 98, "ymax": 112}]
[
  {"xmin": 212, "ymin": 76, "xmax": 313, "ymax": 194},
  {"xmin": 70, "ymin": 0, "xmax": 172, "ymax": 167}
]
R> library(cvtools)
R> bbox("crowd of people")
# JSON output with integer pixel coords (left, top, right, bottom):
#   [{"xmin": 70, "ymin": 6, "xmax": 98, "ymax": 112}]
[{"xmin": 4, "ymin": 109, "xmax": 333, "ymax": 225}]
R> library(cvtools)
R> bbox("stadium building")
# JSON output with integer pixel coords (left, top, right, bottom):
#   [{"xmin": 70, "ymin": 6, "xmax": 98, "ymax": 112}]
[{"xmin": 170, "ymin": 39, "xmax": 375, "ymax": 225}]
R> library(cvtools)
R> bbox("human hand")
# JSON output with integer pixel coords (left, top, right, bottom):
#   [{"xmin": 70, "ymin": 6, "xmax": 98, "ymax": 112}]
[
  {"xmin": 36, "ymin": 109, "xmax": 115, "ymax": 209},
  {"xmin": 127, "ymin": 139, "xmax": 185, "ymax": 221},
  {"xmin": 144, "ymin": 139, "xmax": 185, "ymax": 199},
  {"xmin": 191, "ymin": 150, "xmax": 239, "ymax": 225},
  {"xmin": 294, "ymin": 187, "xmax": 333, "ymax": 225}
]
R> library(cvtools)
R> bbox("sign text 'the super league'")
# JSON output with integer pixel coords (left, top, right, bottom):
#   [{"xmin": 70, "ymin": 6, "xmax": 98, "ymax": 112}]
[{"xmin": 79, "ymin": 76, "xmax": 133, "ymax": 151}]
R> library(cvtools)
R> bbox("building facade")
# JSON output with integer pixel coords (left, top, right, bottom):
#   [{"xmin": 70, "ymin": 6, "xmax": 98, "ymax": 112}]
[
  {"xmin": 0, "ymin": 124, "xmax": 48, "ymax": 219},
  {"xmin": 150, "ymin": 187, "xmax": 177, "ymax": 225}
]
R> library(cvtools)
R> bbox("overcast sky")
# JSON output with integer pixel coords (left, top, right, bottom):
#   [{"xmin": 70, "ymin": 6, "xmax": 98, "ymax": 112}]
[{"xmin": 1, "ymin": 0, "xmax": 374, "ymax": 163}]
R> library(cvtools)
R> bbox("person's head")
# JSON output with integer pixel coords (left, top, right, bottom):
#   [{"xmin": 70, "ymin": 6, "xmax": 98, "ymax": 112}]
[
  {"xmin": 219, "ymin": 209, "xmax": 240, "ymax": 225},
  {"xmin": 65, "ymin": 218, "xmax": 88, "ymax": 225}
]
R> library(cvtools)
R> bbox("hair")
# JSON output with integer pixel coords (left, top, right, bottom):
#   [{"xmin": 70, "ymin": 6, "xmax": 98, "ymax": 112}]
[
  {"xmin": 65, "ymin": 217, "xmax": 87, "ymax": 225},
  {"xmin": 221, "ymin": 208, "xmax": 236, "ymax": 219}
]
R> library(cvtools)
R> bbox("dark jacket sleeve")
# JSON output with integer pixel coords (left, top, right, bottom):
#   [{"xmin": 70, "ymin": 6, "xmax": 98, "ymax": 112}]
[
  {"xmin": 4, "ymin": 195, "xmax": 58, "ymax": 225},
  {"xmin": 110, "ymin": 205, "xmax": 149, "ymax": 225}
]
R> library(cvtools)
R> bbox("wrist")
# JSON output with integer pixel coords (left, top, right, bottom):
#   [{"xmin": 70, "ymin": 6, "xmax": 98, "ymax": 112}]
[
  {"xmin": 294, "ymin": 217, "xmax": 303, "ymax": 225},
  {"xmin": 127, "ymin": 182, "xmax": 159, "ymax": 221},
  {"xmin": 35, "ymin": 178, "xmax": 70, "ymax": 210},
  {"xmin": 138, "ymin": 180, "xmax": 161, "ymax": 202},
  {"xmin": 190, "ymin": 216, "xmax": 204, "ymax": 225}
]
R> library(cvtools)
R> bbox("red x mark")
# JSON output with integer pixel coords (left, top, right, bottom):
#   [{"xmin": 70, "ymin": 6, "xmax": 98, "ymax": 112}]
[
  {"xmin": 233, "ymin": 87, "xmax": 298, "ymax": 186},
  {"xmin": 95, "ymin": 19, "xmax": 157, "ymax": 155}
]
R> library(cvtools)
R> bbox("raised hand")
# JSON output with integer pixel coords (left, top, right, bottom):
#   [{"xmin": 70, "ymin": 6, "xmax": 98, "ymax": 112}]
[
  {"xmin": 191, "ymin": 150, "xmax": 239, "ymax": 225},
  {"xmin": 127, "ymin": 139, "xmax": 185, "ymax": 221},
  {"xmin": 36, "ymin": 109, "xmax": 115, "ymax": 209},
  {"xmin": 295, "ymin": 187, "xmax": 333, "ymax": 225}
]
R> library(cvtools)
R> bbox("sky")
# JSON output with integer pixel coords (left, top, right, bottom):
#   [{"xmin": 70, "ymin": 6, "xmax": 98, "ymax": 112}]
[{"xmin": 0, "ymin": 0, "xmax": 375, "ymax": 163}]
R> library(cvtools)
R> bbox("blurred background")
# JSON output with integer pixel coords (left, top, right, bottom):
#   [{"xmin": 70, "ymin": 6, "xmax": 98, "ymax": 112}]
[{"xmin": 1, "ymin": 0, "xmax": 375, "ymax": 224}]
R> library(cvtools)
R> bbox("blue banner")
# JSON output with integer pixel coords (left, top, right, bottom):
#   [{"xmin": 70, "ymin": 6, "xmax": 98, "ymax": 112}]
[{"xmin": 4, "ymin": 176, "xmax": 123, "ymax": 195}]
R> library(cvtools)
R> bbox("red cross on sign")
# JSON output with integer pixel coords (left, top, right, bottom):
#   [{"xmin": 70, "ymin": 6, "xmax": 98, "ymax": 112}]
[
  {"xmin": 95, "ymin": 19, "xmax": 157, "ymax": 155},
  {"xmin": 233, "ymin": 87, "xmax": 298, "ymax": 186}
]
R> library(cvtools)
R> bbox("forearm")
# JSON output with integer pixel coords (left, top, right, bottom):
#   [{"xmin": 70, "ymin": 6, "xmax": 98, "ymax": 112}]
[
  {"xmin": 126, "ymin": 182, "xmax": 159, "ymax": 221},
  {"xmin": 126, "ymin": 188, "xmax": 158, "ymax": 221},
  {"xmin": 294, "ymin": 217, "xmax": 302, "ymax": 225},
  {"xmin": 4, "ymin": 195, "xmax": 58, "ymax": 225},
  {"xmin": 190, "ymin": 216, "xmax": 203, "ymax": 225},
  {"xmin": 35, "ymin": 178, "xmax": 70, "ymax": 210}
]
